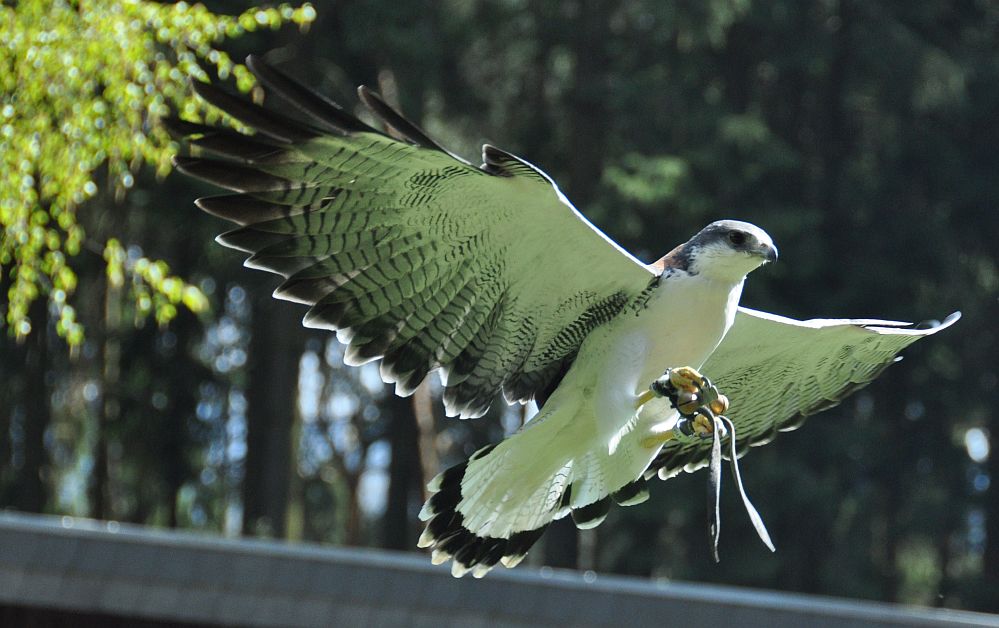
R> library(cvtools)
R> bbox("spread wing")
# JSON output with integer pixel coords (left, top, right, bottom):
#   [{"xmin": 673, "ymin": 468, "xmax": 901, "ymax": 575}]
[
  {"xmin": 649, "ymin": 307, "xmax": 961, "ymax": 478},
  {"xmin": 174, "ymin": 56, "xmax": 654, "ymax": 418}
]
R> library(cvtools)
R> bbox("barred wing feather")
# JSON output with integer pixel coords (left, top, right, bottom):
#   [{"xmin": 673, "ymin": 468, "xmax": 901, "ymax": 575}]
[
  {"xmin": 175, "ymin": 56, "xmax": 654, "ymax": 418},
  {"xmin": 650, "ymin": 307, "xmax": 961, "ymax": 478}
]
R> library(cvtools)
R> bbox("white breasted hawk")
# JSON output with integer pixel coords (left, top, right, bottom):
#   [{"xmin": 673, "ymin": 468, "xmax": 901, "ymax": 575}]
[{"xmin": 174, "ymin": 56, "xmax": 959, "ymax": 578}]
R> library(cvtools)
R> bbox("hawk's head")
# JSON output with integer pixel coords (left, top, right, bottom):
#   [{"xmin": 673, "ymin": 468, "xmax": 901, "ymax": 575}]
[{"xmin": 660, "ymin": 220, "xmax": 777, "ymax": 282}]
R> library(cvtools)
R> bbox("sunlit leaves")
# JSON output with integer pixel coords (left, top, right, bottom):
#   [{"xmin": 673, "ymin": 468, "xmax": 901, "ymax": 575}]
[
  {"xmin": 0, "ymin": 0, "xmax": 315, "ymax": 345},
  {"xmin": 103, "ymin": 236, "xmax": 211, "ymax": 328}
]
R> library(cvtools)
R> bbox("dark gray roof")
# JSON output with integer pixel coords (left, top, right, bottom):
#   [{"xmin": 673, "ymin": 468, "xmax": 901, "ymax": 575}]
[{"xmin": 1, "ymin": 511, "xmax": 995, "ymax": 628}]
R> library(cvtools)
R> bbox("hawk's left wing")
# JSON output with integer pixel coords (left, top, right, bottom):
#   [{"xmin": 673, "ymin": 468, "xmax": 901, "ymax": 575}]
[{"xmin": 649, "ymin": 307, "xmax": 961, "ymax": 478}]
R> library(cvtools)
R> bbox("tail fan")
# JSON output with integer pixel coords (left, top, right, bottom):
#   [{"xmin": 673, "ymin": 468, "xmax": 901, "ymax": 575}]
[{"xmin": 418, "ymin": 408, "xmax": 654, "ymax": 577}]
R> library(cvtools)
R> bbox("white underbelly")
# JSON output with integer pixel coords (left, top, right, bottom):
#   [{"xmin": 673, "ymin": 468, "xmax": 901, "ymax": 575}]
[
  {"xmin": 513, "ymin": 272, "xmax": 745, "ymax": 506},
  {"xmin": 557, "ymin": 273, "xmax": 743, "ymax": 443}
]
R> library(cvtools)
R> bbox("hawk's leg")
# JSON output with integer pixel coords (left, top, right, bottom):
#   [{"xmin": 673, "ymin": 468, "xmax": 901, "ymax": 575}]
[
  {"xmin": 638, "ymin": 366, "xmax": 729, "ymax": 447},
  {"xmin": 639, "ymin": 366, "xmax": 775, "ymax": 562}
]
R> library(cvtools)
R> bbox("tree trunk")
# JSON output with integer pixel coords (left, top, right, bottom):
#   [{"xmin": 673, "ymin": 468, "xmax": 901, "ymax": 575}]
[
  {"xmin": 0, "ymin": 265, "xmax": 21, "ymax": 506},
  {"xmin": 162, "ymin": 338, "xmax": 195, "ymax": 529},
  {"xmin": 383, "ymin": 390, "xmax": 423, "ymax": 550},
  {"xmin": 15, "ymin": 297, "xmax": 51, "ymax": 513},
  {"xmin": 411, "ymin": 382, "xmax": 439, "ymax": 502},
  {"xmin": 543, "ymin": 518, "xmax": 580, "ymax": 569},
  {"xmin": 344, "ymin": 471, "xmax": 362, "ymax": 546},
  {"xmin": 161, "ymin": 233, "xmax": 200, "ymax": 529},
  {"xmin": 241, "ymin": 292, "xmax": 303, "ymax": 537},
  {"xmin": 877, "ymin": 393, "xmax": 903, "ymax": 602},
  {"xmin": 91, "ymin": 273, "xmax": 121, "ymax": 520},
  {"xmin": 984, "ymin": 423, "xmax": 999, "ymax": 590}
]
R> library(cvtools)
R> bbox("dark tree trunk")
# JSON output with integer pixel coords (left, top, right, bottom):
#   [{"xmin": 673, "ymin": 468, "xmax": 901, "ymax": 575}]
[
  {"xmin": 0, "ymin": 265, "xmax": 21, "ymax": 506},
  {"xmin": 241, "ymin": 293, "xmax": 303, "ymax": 537},
  {"xmin": 984, "ymin": 421, "xmax": 999, "ymax": 590},
  {"xmin": 543, "ymin": 518, "xmax": 580, "ymax": 569},
  {"xmin": 91, "ymin": 275, "xmax": 121, "ymax": 520},
  {"xmin": 411, "ymin": 383, "xmax": 439, "ymax": 501},
  {"xmin": 878, "ymin": 395, "xmax": 903, "ymax": 602},
  {"xmin": 15, "ymin": 297, "xmax": 51, "ymax": 513},
  {"xmin": 345, "ymin": 476, "xmax": 362, "ymax": 545},
  {"xmin": 162, "ymin": 324, "xmax": 197, "ymax": 529},
  {"xmin": 383, "ymin": 391, "xmax": 423, "ymax": 550},
  {"xmin": 161, "ymin": 233, "xmax": 200, "ymax": 529}
]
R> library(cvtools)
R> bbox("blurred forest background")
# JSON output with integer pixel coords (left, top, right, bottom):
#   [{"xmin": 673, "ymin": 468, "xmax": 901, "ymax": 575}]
[{"xmin": 2, "ymin": 0, "xmax": 997, "ymax": 613}]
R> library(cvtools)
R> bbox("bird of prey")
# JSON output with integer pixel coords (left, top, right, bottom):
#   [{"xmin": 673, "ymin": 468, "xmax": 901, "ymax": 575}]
[{"xmin": 174, "ymin": 55, "xmax": 959, "ymax": 578}]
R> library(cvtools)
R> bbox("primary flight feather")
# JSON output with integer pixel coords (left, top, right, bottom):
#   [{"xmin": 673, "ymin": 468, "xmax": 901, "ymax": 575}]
[{"xmin": 174, "ymin": 55, "xmax": 958, "ymax": 578}]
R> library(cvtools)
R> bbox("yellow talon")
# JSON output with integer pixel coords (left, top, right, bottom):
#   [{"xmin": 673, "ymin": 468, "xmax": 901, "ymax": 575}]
[
  {"xmin": 669, "ymin": 366, "xmax": 705, "ymax": 393},
  {"xmin": 692, "ymin": 412, "xmax": 715, "ymax": 436}
]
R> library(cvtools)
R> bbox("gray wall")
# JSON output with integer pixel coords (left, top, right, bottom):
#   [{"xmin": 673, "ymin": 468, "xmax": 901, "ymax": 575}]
[{"xmin": 0, "ymin": 512, "xmax": 995, "ymax": 628}]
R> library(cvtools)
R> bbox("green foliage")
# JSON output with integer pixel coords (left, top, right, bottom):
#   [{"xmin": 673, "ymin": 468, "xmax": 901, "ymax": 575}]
[
  {"xmin": 0, "ymin": 0, "xmax": 316, "ymax": 345},
  {"xmin": 604, "ymin": 155, "xmax": 690, "ymax": 206}
]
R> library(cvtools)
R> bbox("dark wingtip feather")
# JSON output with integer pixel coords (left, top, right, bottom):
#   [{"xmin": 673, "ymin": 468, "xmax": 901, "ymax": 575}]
[
  {"xmin": 275, "ymin": 276, "xmax": 340, "ymax": 305},
  {"xmin": 162, "ymin": 116, "xmax": 213, "ymax": 138},
  {"xmin": 392, "ymin": 368, "xmax": 429, "ymax": 398},
  {"xmin": 195, "ymin": 195, "xmax": 304, "ymax": 226},
  {"xmin": 246, "ymin": 54, "xmax": 378, "ymax": 135},
  {"xmin": 301, "ymin": 301, "xmax": 348, "ymax": 328},
  {"xmin": 383, "ymin": 341, "xmax": 434, "ymax": 382},
  {"xmin": 174, "ymin": 157, "xmax": 292, "ymax": 193},
  {"xmin": 244, "ymin": 253, "xmax": 316, "ymax": 278},
  {"xmin": 189, "ymin": 131, "xmax": 286, "ymax": 163},
  {"xmin": 215, "ymin": 227, "xmax": 286, "ymax": 253},
  {"xmin": 342, "ymin": 317, "xmax": 398, "ymax": 365},
  {"xmin": 167, "ymin": 117, "xmax": 287, "ymax": 165},
  {"xmin": 481, "ymin": 144, "xmax": 554, "ymax": 184},
  {"xmin": 191, "ymin": 81, "xmax": 315, "ymax": 143},
  {"xmin": 357, "ymin": 85, "xmax": 454, "ymax": 155},
  {"xmin": 441, "ymin": 383, "xmax": 494, "ymax": 419},
  {"xmin": 344, "ymin": 336, "xmax": 393, "ymax": 366}
]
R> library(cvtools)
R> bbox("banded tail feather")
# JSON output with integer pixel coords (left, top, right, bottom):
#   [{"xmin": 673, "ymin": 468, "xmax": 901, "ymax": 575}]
[
  {"xmin": 418, "ymin": 457, "xmax": 549, "ymax": 578},
  {"xmin": 418, "ymin": 406, "xmax": 655, "ymax": 578}
]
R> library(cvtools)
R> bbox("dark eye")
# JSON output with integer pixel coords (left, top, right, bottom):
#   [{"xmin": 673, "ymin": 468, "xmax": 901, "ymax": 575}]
[{"xmin": 728, "ymin": 231, "xmax": 746, "ymax": 246}]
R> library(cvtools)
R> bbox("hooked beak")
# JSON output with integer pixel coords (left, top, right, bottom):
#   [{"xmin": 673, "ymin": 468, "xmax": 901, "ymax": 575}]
[{"xmin": 761, "ymin": 243, "xmax": 778, "ymax": 263}]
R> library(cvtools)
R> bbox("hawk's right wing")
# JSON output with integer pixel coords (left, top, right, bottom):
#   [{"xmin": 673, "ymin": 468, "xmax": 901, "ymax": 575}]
[{"xmin": 174, "ymin": 56, "xmax": 655, "ymax": 419}]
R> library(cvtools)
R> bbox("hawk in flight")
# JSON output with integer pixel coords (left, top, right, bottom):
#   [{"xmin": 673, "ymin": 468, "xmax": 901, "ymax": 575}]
[{"xmin": 174, "ymin": 56, "xmax": 958, "ymax": 578}]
